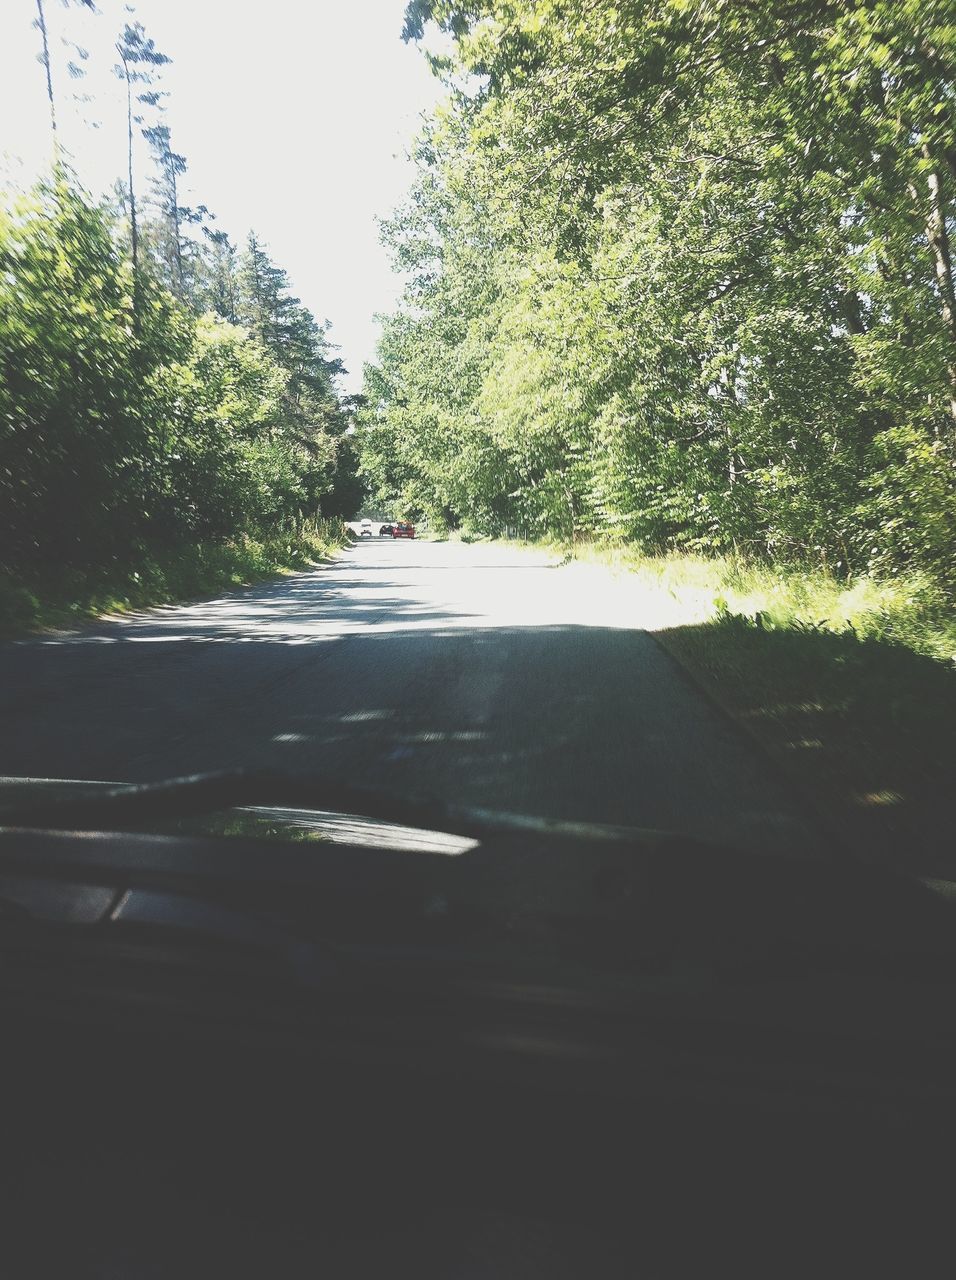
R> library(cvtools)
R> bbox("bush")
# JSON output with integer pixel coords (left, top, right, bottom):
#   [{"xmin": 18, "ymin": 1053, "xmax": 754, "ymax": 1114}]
[
  {"xmin": 0, "ymin": 578, "xmax": 40, "ymax": 632},
  {"xmin": 1, "ymin": 179, "xmax": 355, "ymax": 590},
  {"xmin": 0, "ymin": 522, "xmax": 343, "ymax": 637}
]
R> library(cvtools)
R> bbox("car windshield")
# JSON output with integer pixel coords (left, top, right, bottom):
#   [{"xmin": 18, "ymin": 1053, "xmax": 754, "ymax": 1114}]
[
  {"xmin": 7, "ymin": 15, "xmax": 956, "ymax": 1280},
  {"xmin": 1, "ymin": 2, "xmax": 955, "ymax": 902}
]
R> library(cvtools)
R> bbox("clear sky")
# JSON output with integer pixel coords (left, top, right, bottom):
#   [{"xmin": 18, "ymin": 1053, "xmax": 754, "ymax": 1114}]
[{"xmin": 0, "ymin": 0, "xmax": 446, "ymax": 389}]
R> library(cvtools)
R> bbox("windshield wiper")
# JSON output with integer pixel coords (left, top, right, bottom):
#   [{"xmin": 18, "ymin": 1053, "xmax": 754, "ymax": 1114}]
[{"xmin": 0, "ymin": 769, "xmax": 695, "ymax": 850}]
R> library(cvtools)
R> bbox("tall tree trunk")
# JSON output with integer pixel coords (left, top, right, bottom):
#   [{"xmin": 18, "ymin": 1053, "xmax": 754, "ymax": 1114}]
[
  {"xmin": 123, "ymin": 61, "xmax": 140, "ymax": 333},
  {"xmin": 918, "ymin": 145, "xmax": 956, "ymax": 424},
  {"xmin": 35, "ymin": 0, "xmax": 59, "ymax": 160},
  {"xmin": 171, "ymin": 166, "xmax": 184, "ymax": 296},
  {"xmin": 249, "ymin": 235, "xmax": 265, "ymax": 337},
  {"xmin": 839, "ymin": 289, "xmax": 867, "ymax": 337}
]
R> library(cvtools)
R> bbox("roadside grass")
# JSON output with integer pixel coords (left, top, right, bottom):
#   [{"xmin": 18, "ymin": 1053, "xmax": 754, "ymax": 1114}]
[
  {"xmin": 658, "ymin": 614, "xmax": 956, "ymax": 873},
  {"xmin": 573, "ymin": 544, "xmax": 956, "ymax": 661},
  {"xmin": 0, "ymin": 520, "xmax": 346, "ymax": 639},
  {"xmin": 568, "ymin": 544, "xmax": 956, "ymax": 873}
]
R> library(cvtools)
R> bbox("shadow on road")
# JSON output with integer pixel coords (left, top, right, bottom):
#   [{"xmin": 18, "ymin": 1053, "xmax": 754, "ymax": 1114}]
[
  {"xmin": 1, "ymin": 592, "xmax": 820, "ymax": 859},
  {"xmin": 7, "ymin": 548, "xmax": 951, "ymax": 872}
]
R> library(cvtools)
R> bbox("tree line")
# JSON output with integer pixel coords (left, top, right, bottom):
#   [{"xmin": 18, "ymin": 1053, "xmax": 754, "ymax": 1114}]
[
  {"xmin": 361, "ymin": 0, "xmax": 956, "ymax": 589},
  {"xmin": 2, "ymin": 1, "xmax": 361, "ymax": 583}
]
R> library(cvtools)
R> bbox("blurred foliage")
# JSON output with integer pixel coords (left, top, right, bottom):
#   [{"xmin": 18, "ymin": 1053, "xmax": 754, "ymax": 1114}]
[
  {"xmin": 0, "ymin": 177, "xmax": 363, "ymax": 600},
  {"xmin": 574, "ymin": 546, "xmax": 956, "ymax": 664},
  {"xmin": 0, "ymin": 519, "xmax": 342, "ymax": 638},
  {"xmin": 1, "ymin": 2, "xmax": 361, "ymax": 627},
  {"xmin": 361, "ymin": 0, "xmax": 956, "ymax": 591}
]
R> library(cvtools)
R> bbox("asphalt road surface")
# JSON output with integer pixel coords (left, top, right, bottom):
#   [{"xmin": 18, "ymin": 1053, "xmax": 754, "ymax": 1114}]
[{"xmin": 1, "ymin": 539, "xmax": 817, "ymax": 854}]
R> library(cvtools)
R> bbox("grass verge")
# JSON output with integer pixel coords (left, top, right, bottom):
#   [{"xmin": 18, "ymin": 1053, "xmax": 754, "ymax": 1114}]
[
  {"xmin": 0, "ymin": 520, "xmax": 347, "ymax": 639},
  {"xmin": 575, "ymin": 546, "xmax": 956, "ymax": 875}
]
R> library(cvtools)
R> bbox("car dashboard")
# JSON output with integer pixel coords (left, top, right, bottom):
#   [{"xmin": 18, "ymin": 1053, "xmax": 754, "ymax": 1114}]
[{"xmin": 0, "ymin": 776, "xmax": 954, "ymax": 1277}]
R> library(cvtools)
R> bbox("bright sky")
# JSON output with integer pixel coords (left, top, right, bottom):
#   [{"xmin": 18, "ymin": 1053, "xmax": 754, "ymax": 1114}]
[{"xmin": 0, "ymin": 0, "xmax": 446, "ymax": 389}]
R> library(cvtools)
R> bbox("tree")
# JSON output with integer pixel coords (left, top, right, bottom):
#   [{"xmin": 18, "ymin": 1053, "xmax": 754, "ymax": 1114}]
[
  {"xmin": 238, "ymin": 231, "xmax": 345, "ymax": 433},
  {"xmin": 34, "ymin": 0, "xmax": 58, "ymax": 147},
  {"xmin": 114, "ymin": 21, "xmax": 170, "ymax": 328},
  {"xmin": 143, "ymin": 122, "xmax": 187, "ymax": 296},
  {"xmin": 366, "ymin": 0, "xmax": 956, "ymax": 581},
  {"xmin": 33, "ymin": 0, "xmax": 95, "ymax": 161},
  {"xmin": 0, "ymin": 179, "xmax": 185, "ymax": 569},
  {"xmin": 4, "ymin": 7, "xmax": 361, "ymax": 595},
  {"xmin": 197, "ymin": 227, "xmax": 240, "ymax": 322}
]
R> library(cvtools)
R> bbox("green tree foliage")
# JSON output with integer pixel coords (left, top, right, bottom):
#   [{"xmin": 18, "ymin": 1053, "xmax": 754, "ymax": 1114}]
[
  {"xmin": 363, "ymin": 0, "xmax": 956, "ymax": 582},
  {"xmin": 143, "ymin": 122, "xmax": 188, "ymax": 297},
  {"xmin": 0, "ymin": 176, "xmax": 362, "ymax": 577},
  {"xmin": 1, "ymin": 179, "xmax": 173, "ymax": 569},
  {"xmin": 195, "ymin": 228, "xmax": 240, "ymax": 323},
  {"xmin": 2, "ymin": 9, "xmax": 363, "ymax": 589},
  {"xmin": 235, "ymin": 232, "xmax": 355, "ymax": 511},
  {"xmin": 114, "ymin": 20, "xmax": 170, "ymax": 328},
  {"xmin": 0, "ymin": 179, "xmax": 364, "ymax": 574}
]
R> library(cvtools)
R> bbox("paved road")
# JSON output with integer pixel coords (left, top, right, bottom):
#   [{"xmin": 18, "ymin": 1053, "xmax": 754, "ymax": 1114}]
[{"xmin": 1, "ymin": 540, "xmax": 817, "ymax": 853}]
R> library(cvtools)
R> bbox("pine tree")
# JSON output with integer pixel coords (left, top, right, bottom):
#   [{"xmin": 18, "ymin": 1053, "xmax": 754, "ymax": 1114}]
[
  {"xmin": 33, "ymin": 0, "xmax": 95, "ymax": 162},
  {"xmin": 238, "ymin": 232, "xmax": 283, "ymax": 353},
  {"xmin": 34, "ymin": 0, "xmax": 58, "ymax": 149},
  {"xmin": 235, "ymin": 230, "xmax": 350, "ymax": 516},
  {"xmin": 197, "ymin": 228, "xmax": 239, "ymax": 322},
  {"xmin": 114, "ymin": 22, "xmax": 169, "ymax": 327},
  {"xmin": 143, "ymin": 122, "xmax": 187, "ymax": 296}
]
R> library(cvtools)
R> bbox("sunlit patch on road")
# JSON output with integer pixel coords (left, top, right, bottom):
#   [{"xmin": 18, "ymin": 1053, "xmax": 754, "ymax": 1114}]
[{"xmin": 20, "ymin": 540, "xmax": 726, "ymax": 650}]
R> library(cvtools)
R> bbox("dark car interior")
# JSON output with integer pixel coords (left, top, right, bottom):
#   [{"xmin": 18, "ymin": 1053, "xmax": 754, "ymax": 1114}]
[{"xmin": 0, "ymin": 774, "xmax": 953, "ymax": 1277}]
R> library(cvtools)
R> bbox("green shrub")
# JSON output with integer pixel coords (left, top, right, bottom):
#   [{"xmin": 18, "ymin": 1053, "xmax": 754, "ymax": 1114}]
[{"xmin": 0, "ymin": 521, "xmax": 343, "ymax": 637}]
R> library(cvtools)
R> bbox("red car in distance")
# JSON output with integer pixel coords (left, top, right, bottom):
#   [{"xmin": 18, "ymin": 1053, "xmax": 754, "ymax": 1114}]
[{"xmin": 392, "ymin": 522, "xmax": 415, "ymax": 539}]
